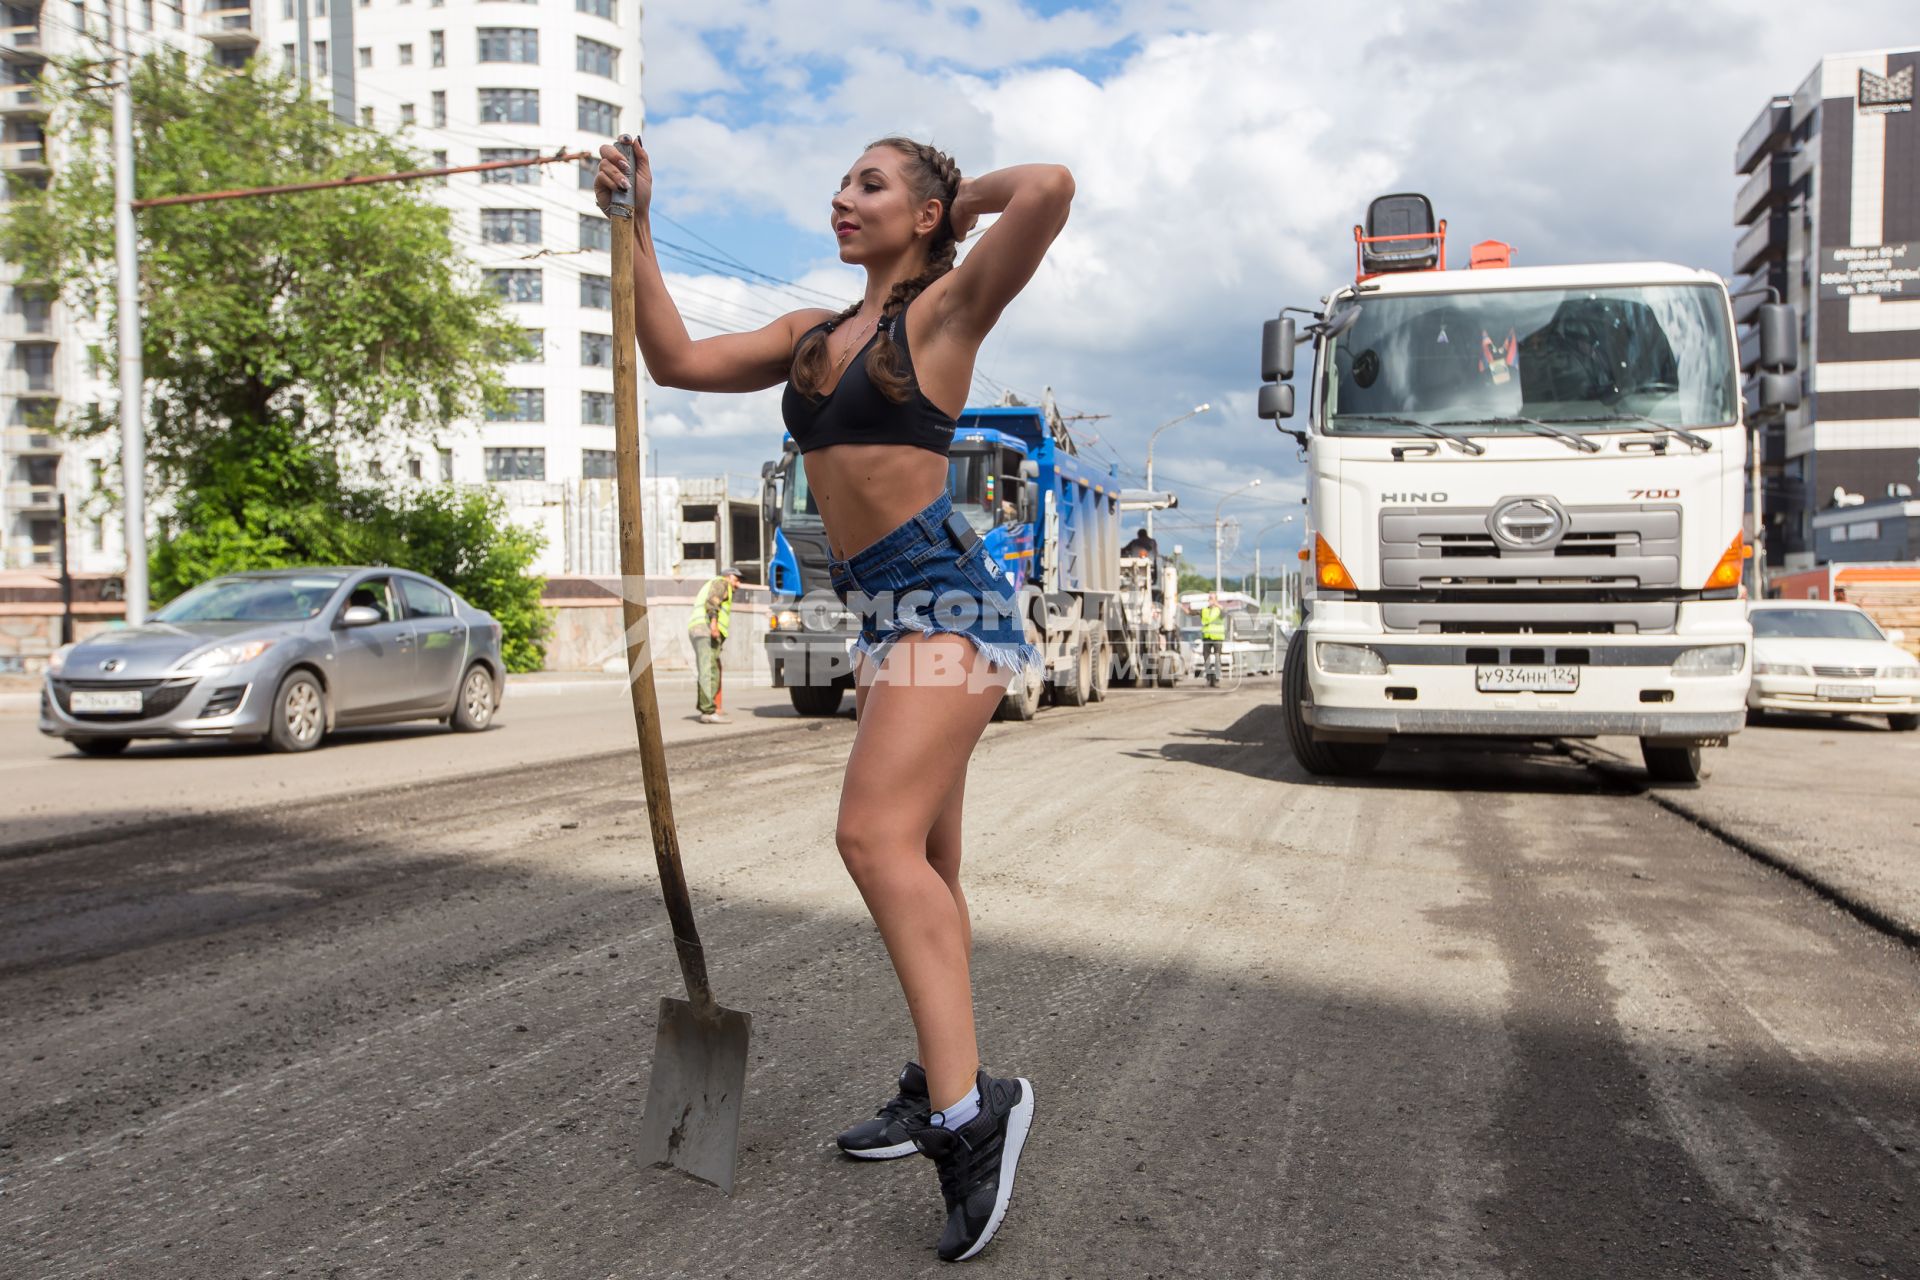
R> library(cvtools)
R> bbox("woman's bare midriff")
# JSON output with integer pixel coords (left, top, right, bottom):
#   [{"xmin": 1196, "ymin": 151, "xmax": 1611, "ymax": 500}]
[{"xmin": 805, "ymin": 443, "xmax": 952, "ymax": 561}]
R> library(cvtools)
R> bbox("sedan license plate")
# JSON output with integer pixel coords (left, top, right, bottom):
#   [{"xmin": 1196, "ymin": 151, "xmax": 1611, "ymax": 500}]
[
  {"xmin": 1476, "ymin": 665, "xmax": 1580, "ymax": 694},
  {"xmin": 1815, "ymin": 683, "xmax": 1872, "ymax": 700},
  {"xmin": 71, "ymin": 689, "xmax": 143, "ymax": 713}
]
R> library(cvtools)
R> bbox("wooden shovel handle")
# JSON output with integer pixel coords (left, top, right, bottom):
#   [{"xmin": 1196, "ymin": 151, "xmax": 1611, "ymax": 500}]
[{"xmin": 608, "ymin": 139, "xmax": 716, "ymax": 1014}]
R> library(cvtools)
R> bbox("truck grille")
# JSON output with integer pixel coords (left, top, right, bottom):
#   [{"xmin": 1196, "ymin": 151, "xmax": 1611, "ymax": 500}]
[{"xmin": 1379, "ymin": 504, "xmax": 1684, "ymax": 634}]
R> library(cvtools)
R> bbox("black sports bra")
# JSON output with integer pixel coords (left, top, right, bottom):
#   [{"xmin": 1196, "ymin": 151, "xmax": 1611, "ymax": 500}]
[{"xmin": 780, "ymin": 302, "xmax": 959, "ymax": 456}]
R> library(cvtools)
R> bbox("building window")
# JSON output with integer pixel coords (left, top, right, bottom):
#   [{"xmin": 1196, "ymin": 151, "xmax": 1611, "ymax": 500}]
[
  {"xmin": 17, "ymin": 344, "xmax": 55, "ymax": 391},
  {"xmin": 12, "ymin": 288, "xmax": 52, "ymax": 334},
  {"xmin": 576, "ymin": 0, "xmax": 614, "ymax": 19},
  {"xmin": 408, "ymin": 456, "xmax": 423, "ymax": 480},
  {"xmin": 477, "ymin": 27, "xmax": 538, "ymax": 63},
  {"xmin": 357, "ymin": 46, "xmax": 372, "ymax": 68},
  {"xmin": 215, "ymin": 45, "xmax": 249, "ymax": 69},
  {"xmin": 576, "ymin": 37, "xmax": 617, "ymax": 79},
  {"xmin": 480, "ymin": 147, "xmax": 538, "ymax": 183},
  {"xmin": 397, "ymin": 42, "xmax": 412, "ymax": 64},
  {"xmin": 580, "ymin": 274, "xmax": 612, "ymax": 309},
  {"xmin": 486, "ymin": 388, "xmax": 545, "ymax": 421},
  {"xmin": 582, "ymin": 391, "xmax": 614, "ymax": 425},
  {"xmin": 484, "ymin": 447, "xmax": 545, "ymax": 481},
  {"xmin": 430, "ymin": 30, "xmax": 443, "ymax": 65},
  {"xmin": 577, "ymin": 95, "xmax": 617, "ymax": 135},
  {"xmin": 399, "ymin": 103, "xmax": 415, "ymax": 126},
  {"xmin": 280, "ymin": 0, "xmax": 291, "ymax": 16},
  {"xmin": 360, "ymin": 105, "xmax": 374, "ymax": 127},
  {"xmin": 484, "ymin": 268, "xmax": 543, "ymax": 303},
  {"xmin": 438, "ymin": 447, "xmax": 453, "ymax": 481},
  {"xmin": 518, "ymin": 328, "xmax": 544, "ymax": 361},
  {"xmin": 281, "ymin": 41, "xmax": 295, "ymax": 64},
  {"xmin": 478, "ymin": 88, "xmax": 539, "ymax": 125},
  {"xmin": 430, "ymin": 149, "xmax": 448, "ymax": 184},
  {"xmin": 579, "ymin": 212, "xmax": 610, "ymax": 253},
  {"xmin": 481, "ymin": 208, "xmax": 542, "ymax": 244},
  {"xmin": 431, "ymin": 90, "xmax": 446, "ymax": 127},
  {"xmin": 313, "ymin": 40, "xmax": 327, "ymax": 73},
  {"xmin": 578, "ymin": 158, "xmax": 597, "ymax": 191},
  {"xmin": 581, "ymin": 331, "xmax": 613, "ymax": 367},
  {"xmin": 582, "ymin": 448, "xmax": 616, "ymax": 479}
]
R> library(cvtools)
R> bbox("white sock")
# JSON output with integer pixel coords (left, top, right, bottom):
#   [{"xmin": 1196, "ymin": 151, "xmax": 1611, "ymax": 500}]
[{"xmin": 932, "ymin": 1083, "xmax": 981, "ymax": 1130}]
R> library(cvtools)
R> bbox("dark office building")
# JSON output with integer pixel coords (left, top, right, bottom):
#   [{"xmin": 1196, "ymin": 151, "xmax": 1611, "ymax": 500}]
[{"xmin": 1735, "ymin": 47, "xmax": 1920, "ymax": 571}]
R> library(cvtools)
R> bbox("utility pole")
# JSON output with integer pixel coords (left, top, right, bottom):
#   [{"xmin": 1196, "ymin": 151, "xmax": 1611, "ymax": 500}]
[
  {"xmin": 109, "ymin": 0, "xmax": 146, "ymax": 624},
  {"xmin": 1144, "ymin": 403, "xmax": 1210, "ymax": 540},
  {"xmin": 56, "ymin": 492, "xmax": 74, "ymax": 644}
]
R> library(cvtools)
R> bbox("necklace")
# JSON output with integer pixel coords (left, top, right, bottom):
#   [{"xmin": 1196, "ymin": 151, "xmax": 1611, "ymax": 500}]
[{"xmin": 827, "ymin": 312, "xmax": 879, "ymax": 382}]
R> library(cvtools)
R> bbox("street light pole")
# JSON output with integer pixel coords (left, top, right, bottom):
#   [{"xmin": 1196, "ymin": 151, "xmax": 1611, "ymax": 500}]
[
  {"xmin": 1251, "ymin": 514, "xmax": 1296, "ymax": 611},
  {"xmin": 1214, "ymin": 477, "xmax": 1262, "ymax": 595},
  {"xmin": 109, "ymin": 0, "xmax": 147, "ymax": 624},
  {"xmin": 1144, "ymin": 402, "xmax": 1210, "ymax": 540}
]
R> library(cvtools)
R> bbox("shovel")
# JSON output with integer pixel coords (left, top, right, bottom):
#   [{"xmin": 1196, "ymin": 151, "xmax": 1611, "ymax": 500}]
[{"xmin": 607, "ymin": 138, "xmax": 752, "ymax": 1195}]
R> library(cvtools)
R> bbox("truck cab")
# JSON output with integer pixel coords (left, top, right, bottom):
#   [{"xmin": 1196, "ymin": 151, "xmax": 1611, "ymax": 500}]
[{"xmin": 1259, "ymin": 194, "xmax": 1801, "ymax": 782}]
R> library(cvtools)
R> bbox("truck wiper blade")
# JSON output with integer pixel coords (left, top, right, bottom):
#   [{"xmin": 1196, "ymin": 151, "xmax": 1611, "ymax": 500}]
[
  {"xmin": 1438, "ymin": 415, "xmax": 1601, "ymax": 454},
  {"xmin": 1334, "ymin": 414, "xmax": 1486, "ymax": 455},
  {"xmin": 1551, "ymin": 412, "xmax": 1713, "ymax": 452}
]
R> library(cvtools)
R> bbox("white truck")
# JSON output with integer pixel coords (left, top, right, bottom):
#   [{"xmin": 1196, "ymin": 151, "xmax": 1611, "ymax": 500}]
[{"xmin": 1259, "ymin": 193, "xmax": 1801, "ymax": 782}]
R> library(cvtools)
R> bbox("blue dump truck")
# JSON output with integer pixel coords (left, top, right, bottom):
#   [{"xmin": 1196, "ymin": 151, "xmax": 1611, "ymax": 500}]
[{"xmin": 763, "ymin": 401, "xmax": 1170, "ymax": 720}]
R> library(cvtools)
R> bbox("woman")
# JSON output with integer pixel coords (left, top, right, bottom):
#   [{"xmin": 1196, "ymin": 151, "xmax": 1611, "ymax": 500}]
[{"xmin": 595, "ymin": 134, "xmax": 1073, "ymax": 1262}]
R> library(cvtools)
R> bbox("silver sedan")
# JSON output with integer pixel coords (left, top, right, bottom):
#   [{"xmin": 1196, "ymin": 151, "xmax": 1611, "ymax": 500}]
[{"xmin": 39, "ymin": 568, "xmax": 506, "ymax": 755}]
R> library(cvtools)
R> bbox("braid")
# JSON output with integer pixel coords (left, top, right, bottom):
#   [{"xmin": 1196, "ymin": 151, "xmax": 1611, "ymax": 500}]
[{"xmin": 788, "ymin": 137, "xmax": 963, "ymax": 403}]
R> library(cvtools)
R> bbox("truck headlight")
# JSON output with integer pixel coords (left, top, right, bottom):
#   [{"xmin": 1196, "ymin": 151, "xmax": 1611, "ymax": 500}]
[
  {"xmin": 1317, "ymin": 642, "xmax": 1386, "ymax": 675},
  {"xmin": 1672, "ymin": 644, "xmax": 1745, "ymax": 677},
  {"xmin": 1752, "ymin": 661, "xmax": 1807, "ymax": 677},
  {"xmin": 770, "ymin": 609, "xmax": 802, "ymax": 632}
]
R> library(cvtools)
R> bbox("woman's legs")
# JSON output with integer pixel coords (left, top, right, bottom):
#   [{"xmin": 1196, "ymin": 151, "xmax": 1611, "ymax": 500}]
[{"xmin": 838, "ymin": 634, "xmax": 1005, "ymax": 1112}]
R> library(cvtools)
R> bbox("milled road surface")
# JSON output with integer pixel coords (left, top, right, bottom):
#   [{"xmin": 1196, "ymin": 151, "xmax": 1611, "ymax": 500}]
[{"xmin": 2, "ymin": 681, "xmax": 1917, "ymax": 1278}]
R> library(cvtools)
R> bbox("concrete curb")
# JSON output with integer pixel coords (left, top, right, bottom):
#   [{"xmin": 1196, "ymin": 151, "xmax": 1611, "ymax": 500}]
[
  {"xmin": 1566, "ymin": 741, "xmax": 1920, "ymax": 952},
  {"xmin": 0, "ymin": 672, "xmax": 700, "ymax": 712}
]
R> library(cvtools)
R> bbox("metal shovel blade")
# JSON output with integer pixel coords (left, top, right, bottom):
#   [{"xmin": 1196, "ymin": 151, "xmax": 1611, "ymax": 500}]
[{"xmin": 636, "ymin": 994, "xmax": 753, "ymax": 1194}]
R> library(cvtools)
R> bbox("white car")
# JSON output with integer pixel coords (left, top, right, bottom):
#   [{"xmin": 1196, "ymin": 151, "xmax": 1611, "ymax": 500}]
[{"xmin": 1747, "ymin": 600, "xmax": 1920, "ymax": 731}]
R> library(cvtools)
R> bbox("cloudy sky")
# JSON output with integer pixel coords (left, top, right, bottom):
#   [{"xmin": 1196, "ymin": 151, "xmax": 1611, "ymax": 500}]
[{"xmin": 637, "ymin": 0, "xmax": 1912, "ymax": 567}]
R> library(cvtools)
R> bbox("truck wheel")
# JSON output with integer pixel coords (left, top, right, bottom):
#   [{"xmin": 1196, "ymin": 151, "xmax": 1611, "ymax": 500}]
[
  {"xmin": 789, "ymin": 684, "xmax": 845, "ymax": 717},
  {"xmin": 1640, "ymin": 739, "xmax": 1708, "ymax": 784},
  {"xmin": 1887, "ymin": 713, "xmax": 1918, "ymax": 732},
  {"xmin": 1088, "ymin": 631, "xmax": 1111, "ymax": 702},
  {"xmin": 995, "ymin": 615, "xmax": 1045, "ymax": 722},
  {"xmin": 1056, "ymin": 632, "xmax": 1092, "ymax": 706},
  {"xmin": 1111, "ymin": 637, "xmax": 1140, "ymax": 688},
  {"xmin": 1281, "ymin": 631, "xmax": 1383, "ymax": 777}
]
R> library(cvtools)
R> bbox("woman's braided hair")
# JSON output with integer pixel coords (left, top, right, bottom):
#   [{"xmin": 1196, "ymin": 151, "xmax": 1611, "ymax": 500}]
[{"xmin": 789, "ymin": 138, "xmax": 962, "ymax": 404}]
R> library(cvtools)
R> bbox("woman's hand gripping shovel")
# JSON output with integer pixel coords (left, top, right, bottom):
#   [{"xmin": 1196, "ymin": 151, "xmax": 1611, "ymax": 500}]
[{"xmin": 606, "ymin": 138, "xmax": 752, "ymax": 1194}]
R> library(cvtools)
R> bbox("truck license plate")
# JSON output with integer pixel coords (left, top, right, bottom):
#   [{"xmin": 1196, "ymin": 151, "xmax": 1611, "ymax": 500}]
[
  {"xmin": 71, "ymin": 689, "xmax": 143, "ymax": 713},
  {"xmin": 1475, "ymin": 665, "xmax": 1580, "ymax": 693},
  {"xmin": 1815, "ymin": 683, "xmax": 1872, "ymax": 700}
]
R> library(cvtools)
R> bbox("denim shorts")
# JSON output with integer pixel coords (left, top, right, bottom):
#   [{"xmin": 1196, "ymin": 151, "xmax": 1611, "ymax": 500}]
[{"xmin": 827, "ymin": 491, "xmax": 1040, "ymax": 677}]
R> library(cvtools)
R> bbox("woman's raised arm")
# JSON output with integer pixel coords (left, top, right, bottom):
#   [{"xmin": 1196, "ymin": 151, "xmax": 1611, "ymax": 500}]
[
  {"xmin": 596, "ymin": 139, "xmax": 832, "ymax": 392},
  {"xmin": 931, "ymin": 163, "xmax": 1075, "ymax": 343}
]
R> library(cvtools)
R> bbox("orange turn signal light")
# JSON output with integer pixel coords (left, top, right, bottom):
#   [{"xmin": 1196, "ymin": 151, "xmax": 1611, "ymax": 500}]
[
  {"xmin": 1705, "ymin": 531, "xmax": 1744, "ymax": 591},
  {"xmin": 1315, "ymin": 533, "xmax": 1358, "ymax": 591}
]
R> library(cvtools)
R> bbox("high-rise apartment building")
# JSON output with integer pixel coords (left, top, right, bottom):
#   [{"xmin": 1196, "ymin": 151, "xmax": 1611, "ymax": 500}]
[
  {"xmin": 1735, "ymin": 46, "xmax": 1920, "ymax": 572},
  {"xmin": 0, "ymin": 0, "xmax": 643, "ymax": 577}
]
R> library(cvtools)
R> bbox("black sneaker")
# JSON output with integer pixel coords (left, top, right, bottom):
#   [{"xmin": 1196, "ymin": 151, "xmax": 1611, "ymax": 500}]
[
  {"xmin": 909, "ymin": 1070, "xmax": 1036, "ymax": 1262},
  {"xmin": 835, "ymin": 1061, "xmax": 930, "ymax": 1160}
]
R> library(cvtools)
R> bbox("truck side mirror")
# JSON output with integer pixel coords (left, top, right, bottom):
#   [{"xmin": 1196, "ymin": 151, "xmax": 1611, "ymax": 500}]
[
  {"xmin": 1757, "ymin": 372, "xmax": 1800, "ymax": 413},
  {"xmin": 1262, "ymin": 317, "xmax": 1295, "ymax": 382},
  {"xmin": 1259, "ymin": 382, "xmax": 1295, "ymax": 421},
  {"xmin": 1758, "ymin": 303, "xmax": 1798, "ymax": 372}
]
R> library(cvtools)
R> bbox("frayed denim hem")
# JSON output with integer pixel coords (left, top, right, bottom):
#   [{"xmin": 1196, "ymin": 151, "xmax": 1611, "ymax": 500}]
[{"xmin": 854, "ymin": 620, "xmax": 1042, "ymax": 679}]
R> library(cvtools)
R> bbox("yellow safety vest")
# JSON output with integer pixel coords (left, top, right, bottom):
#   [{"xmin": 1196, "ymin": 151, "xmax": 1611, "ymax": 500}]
[
  {"xmin": 689, "ymin": 576, "xmax": 734, "ymax": 642},
  {"xmin": 1201, "ymin": 605, "xmax": 1227, "ymax": 641}
]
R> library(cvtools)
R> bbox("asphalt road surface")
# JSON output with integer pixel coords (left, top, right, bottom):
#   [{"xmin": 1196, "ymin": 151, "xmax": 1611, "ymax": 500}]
[{"xmin": 3, "ymin": 680, "xmax": 1916, "ymax": 1278}]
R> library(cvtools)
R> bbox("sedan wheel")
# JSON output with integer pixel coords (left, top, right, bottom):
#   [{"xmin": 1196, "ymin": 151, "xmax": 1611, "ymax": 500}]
[
  {"xmin": 270, "ymin": 671, "xmax": 326, "ymax": 753},
  {"xmin": 452, "ymin": 665, "xmax": 497, "ymax": 732}
]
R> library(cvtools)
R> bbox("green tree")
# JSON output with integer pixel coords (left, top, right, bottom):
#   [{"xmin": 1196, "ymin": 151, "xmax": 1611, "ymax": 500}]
[{"xmin": 3, "ymin": 50, "xmax": 550, "ymax": 665}]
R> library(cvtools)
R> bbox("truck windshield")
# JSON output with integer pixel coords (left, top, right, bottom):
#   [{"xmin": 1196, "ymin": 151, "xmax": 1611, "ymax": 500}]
[
  {"xmin": 781, "ymin": 454, "xmax": 821, "ymax": 524},
  {"xmin": 1323, "ymin": 284, "xmax": 1736, "ymax": 436},
  {"xmin": 947, "ymin": 448, "xmax": 996, "ymax": 533}
]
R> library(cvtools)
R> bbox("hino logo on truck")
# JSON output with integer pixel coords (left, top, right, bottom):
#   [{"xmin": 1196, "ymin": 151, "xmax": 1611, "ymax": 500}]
[
  {"xmin": 1488, "ymin": 496, "xmax": 1569, "ymax": 551},
  {"xmin": 1380, "ymin": 492, "xmax": 1447, "ymax": 504}
]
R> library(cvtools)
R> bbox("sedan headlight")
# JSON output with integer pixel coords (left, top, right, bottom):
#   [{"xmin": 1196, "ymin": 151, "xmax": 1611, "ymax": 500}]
[
  {"xmin": 1885, "ymin": 663, "xmax": 1920, "ymax": 680},
  {"xmin": 1672, "ymin": 644, "xmax": 1746, "ymax": 677},
  {"xmin": 1752, "ymin": 661, "xmax": 1808, "ymax": 677},
  {"xmin": 1317, "ymin": 642, "xmax": 1387, "ymax": 675},
  {"xmin": 46, "ymin": 643, "xmax": 76, "ymax": 677},
  {"xmin": 178, "ymin": 638, "xmax": 278, "ymax": 672}
]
